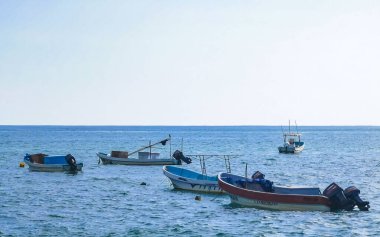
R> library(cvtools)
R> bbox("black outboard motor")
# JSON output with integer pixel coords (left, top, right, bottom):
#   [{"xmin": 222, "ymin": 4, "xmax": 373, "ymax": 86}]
[
  {"xmin": 251, "ymin": 171, "xmax": 274, "ymax": 192},
  {"xmin": 344, "ymin": 186, "xmax": 370, "ymax": 211},
  {"xmin": 172, "ymin": 150, "xmax": 192, "ymax": 164},
  {"xmin": 260, "ymin": 179, "xmax": 274, "ymax": 192},
  {"xmin": 252, "ymin": 171, "xmax": 265, "ymax": 179},
  {"xmin": 65, "ymin": 154, "xmax": 77, "ymax": 171},
  {"xmin": 323, "ymin": 183, "xmax": 355, "ymax": 211}
]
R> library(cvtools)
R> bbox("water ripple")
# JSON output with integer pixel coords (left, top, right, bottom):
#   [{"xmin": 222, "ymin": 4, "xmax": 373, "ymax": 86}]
[{"xmin": 1, "ymin": 126, "xmax": 379, "ymax": 236}]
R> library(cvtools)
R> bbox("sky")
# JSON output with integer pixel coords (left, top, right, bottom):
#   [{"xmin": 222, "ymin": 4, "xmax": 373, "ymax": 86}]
[{"xmin": 0, "ymin": 0, "xmax": 379, "ymax": 126}]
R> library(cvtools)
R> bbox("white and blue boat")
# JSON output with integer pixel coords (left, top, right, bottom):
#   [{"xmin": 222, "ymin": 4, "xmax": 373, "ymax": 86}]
[
  {"xmin": 163, "ymin": 165, "xmax": 222, "ymax": 193},
  {"xmin": 278, "ymin": 132, "xmax": 304, "ymax": 153},
  {"xmin": 24, "ymin": 153, "xmax": 83, "ymax": 172},
  {"xmin": 163, "ymin": 154, "xmax": 236, "ymax": 193},
  {"xmin": 278, "ymin": 121, "xmax": 305, "ymax": 153}
]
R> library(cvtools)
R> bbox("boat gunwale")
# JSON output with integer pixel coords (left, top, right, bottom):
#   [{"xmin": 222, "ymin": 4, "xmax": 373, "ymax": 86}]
[
  {"xmin": 97, "ymin": 152, "xmax": 179, "ymax": 165},
  {"xmin": 163, "ymin": 165, "xmax": 218, "ymax": 184},
  {"xmin": 23, "ymin": 159, "xmax": 83, "ymax": 171}
]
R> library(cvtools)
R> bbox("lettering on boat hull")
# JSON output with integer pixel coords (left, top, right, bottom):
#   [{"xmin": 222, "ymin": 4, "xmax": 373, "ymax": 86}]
[
  {"xmin": 229, "ymin": 195, "xmax": 329, "ymax": 211},
  {"xmin": 170, "ymin": 179, "xmax": 223, "ymax": 193},
  {"xmin": 230, "ymin": 195, "xmax": 278, "ymax": 206}
]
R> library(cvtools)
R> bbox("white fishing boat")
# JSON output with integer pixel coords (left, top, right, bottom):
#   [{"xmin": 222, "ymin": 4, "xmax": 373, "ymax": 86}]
[
  {"xmin": 97, "ymin": 136, "xmax": 192, "ymax": 165},
  {"xmin": 24, "ymin": 153, "xmax": 83, "ymax": 172},
  {"xmin": 278, "ymin": 121, "xmax": 304, "ymax": 153}
]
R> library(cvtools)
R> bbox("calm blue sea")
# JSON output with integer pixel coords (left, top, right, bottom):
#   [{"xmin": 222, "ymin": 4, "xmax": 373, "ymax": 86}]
[{"xmin": 0, "ymin": 126, "xmax": 379, "ymax": 236}]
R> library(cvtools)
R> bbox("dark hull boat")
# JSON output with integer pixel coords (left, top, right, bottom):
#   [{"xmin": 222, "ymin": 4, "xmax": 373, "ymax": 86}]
[{"xmin": 218, "ymin": 171, "xmax": 370, "ymax": 212}]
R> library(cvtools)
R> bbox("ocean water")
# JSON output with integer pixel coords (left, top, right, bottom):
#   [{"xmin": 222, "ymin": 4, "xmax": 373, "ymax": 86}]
[{"xmin": 0, "ymin": 126, "xmax": 379, "ymax": 236}]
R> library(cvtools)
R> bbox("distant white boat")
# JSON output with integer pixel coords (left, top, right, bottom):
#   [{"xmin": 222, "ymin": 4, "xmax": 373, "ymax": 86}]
[
  {"xmin": 278, "ymin": 133, "xmax": 304, "ymax": 153},
  {"xmin": 278, "ymin": 121, "xmax": 304, "ymax": 153}
]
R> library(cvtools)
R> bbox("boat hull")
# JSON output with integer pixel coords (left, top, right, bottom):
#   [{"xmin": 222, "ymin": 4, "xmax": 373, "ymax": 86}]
[
  {"xmin": 228, "ymin": 194, "xmax": 330, "ymax": 211},
  {"xmin": 97, "ymin": 153, "xmax": 180, "ymax": 165},
  {"xmin": 163, "ymin": 166, "xmax": 222, "ymax": 193},
  {"xmin": 24, "ymin": 160, "xmax": 83, "ymax": 172},
  {"xmin": 218, "ymin": 173, "xmax": 330, "ymax": 211},
  {"xmin": 278, "ymin": 144, "xmax": 304, "ymax": 153}
]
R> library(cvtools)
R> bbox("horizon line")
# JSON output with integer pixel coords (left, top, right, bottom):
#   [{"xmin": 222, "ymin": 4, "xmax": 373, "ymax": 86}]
[{"xmin": 0, "ymin": 124, "xmax": 379, "ymax": 127}]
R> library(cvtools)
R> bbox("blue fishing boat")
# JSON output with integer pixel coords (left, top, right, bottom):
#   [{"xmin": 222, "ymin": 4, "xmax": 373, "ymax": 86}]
[
  {"xmin": 163, "ymin": 154, "xmax": 235, "ymax": 193},
  {"xmin": 163, "ymin": 165, "xmax": 222, "ymax": 193},
  {"xmin": 24, "ymin": 153, "xmax": 83, "ymax": 172}
]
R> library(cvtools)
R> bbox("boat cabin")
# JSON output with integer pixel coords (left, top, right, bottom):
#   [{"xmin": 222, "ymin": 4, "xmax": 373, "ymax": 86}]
[{"xmin": 283, "ymin": 133, "xmax": 303, "ymax": 147}]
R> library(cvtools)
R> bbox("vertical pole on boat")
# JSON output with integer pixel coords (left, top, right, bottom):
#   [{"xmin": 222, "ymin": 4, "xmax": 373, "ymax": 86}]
[
  {"xmin": 224, "ymin": 155, "xmax": 227, "ymax": 172},
  {"xmin": 149, "ymin": 140, "xmax": 151, "ymax": 159},
  {"xmin": 245, "ymin": 163, "xmax": 248, "ymax": 189},
  {"xmin": 288, "ymin": 120, "xmax": 291, "ymax": 134},
  {"xmin": 169, "ymin": 134, "xmax": 172, "ymax": 158},
  {"xmin": 295, "ymin": 121, "xmax": 300, "ymax": 142},
  {"xmin": 200, "ymin": 155, "xmax": 207, "ymax": 178},
  {"xmin": 224, "ymin": 155, "xmax": 231, "ymax": 173},
  {"xmin": 199, "ymin": 156, "xmax": 202, "ymax": 175},
  {"xmin": 203, "ymin": 156, "xmax": 207, "ymax": 177}
]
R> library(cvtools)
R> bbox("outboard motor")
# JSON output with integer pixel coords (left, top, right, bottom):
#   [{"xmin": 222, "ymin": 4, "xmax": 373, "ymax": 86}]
[
  {"xmin": 344, "ymin": 186, "xmax": 370, "ymax": 211},
  {"xmin": 65, "ymin": 154, "xmax": 77, "ymax": 171},
  {"xmin": 251, "ymin": 171, "xmax": 274, "ymax": 192},
  {"xmin": 323, "ymin": 183, "xmax": 355, "ymax": 211},
  {"xmin": 172, "ymin": 150, "xmax": 192, "ymax": 164},
  {"xmin": 260, "ymin": 179, "xmax": 274, "ymax": 192},
  {"xmin": 252, "ymin": 171, "xmax": 265, "ymax": 179}
]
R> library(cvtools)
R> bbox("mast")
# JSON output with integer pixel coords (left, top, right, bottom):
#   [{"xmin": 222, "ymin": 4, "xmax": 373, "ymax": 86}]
[
  {"xmin": 149, "ymin": 140, "xmax": 151, "ymax": 159},
  {"xmin": 200, "ymin": 155, "xmax": 207, "ymax": 177},
  {"xmin": 245, "ymin": 163, "xmax": 248, "ymax": 188},
  {"xmin": 169, "ymin": 134, "xmax": 172, "ymax": 159},
  {"xmin": 295, "ymin": 121, "xmax": 300, "ymax": 142},
  {"xmin": 128, "ymin": 137, "xmax": 170, "ymax": 157}
]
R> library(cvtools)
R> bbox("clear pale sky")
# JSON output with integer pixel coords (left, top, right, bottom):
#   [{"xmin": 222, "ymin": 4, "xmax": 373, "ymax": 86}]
[{"xmin": 1, "ymin": 1, "xmax": 379, "ymax": 125}]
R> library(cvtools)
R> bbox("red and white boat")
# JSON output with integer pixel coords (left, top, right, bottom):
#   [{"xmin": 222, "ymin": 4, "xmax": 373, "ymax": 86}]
[{"xmin": 218, "ymin": 171, "xmax": 370, "ymax": 212}]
